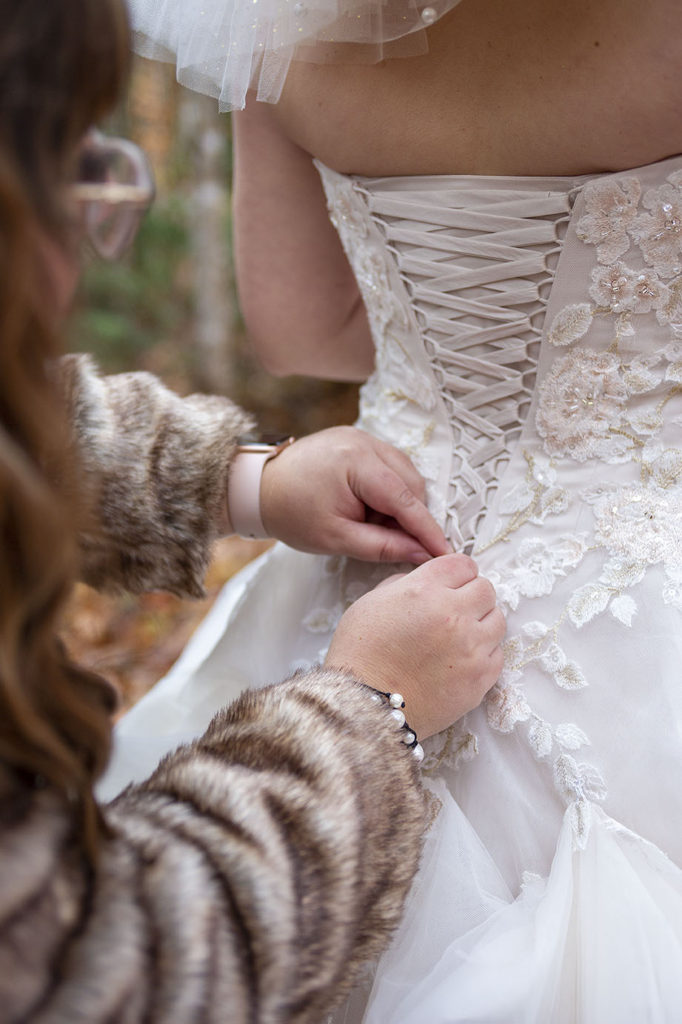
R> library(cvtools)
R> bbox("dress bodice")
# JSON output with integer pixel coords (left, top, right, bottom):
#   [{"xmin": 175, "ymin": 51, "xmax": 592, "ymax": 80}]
[
  {"xmin": 317, "ymin": 156, "xmax": 682, "ymax": 876},
  {"xmin": 316, "ymin": 164, "xmax": 588, "ymax": 550}
]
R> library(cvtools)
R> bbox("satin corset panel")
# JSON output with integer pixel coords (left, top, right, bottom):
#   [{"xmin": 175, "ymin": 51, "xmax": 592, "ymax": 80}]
[{"xmin": 316, "ymin": 163, "xmax": 584, "ymax": 549}]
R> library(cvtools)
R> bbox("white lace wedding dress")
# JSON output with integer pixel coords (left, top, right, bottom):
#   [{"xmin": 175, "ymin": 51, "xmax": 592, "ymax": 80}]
[{"xmin": 100, "ymin": 154, "xmax": 682, "ymax": 1022}]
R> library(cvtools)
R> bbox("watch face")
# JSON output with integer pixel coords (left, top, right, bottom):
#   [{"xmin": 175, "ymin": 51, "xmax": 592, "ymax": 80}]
[
  {"xmin": 259, "ymin": 432, "xmax": 295, "ymax": 446},
  {"xmin": 236, "ymin": 433, "xmax": 296, "ymax": 455},
  {"xmin": 237, "ymin": 432, "xmax": 293, "ymax": 447}
]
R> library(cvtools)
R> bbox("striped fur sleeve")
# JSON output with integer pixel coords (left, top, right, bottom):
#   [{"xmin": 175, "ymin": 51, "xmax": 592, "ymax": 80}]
[
  {"xmin": 108, "ymin": 668, "xmax": 428, "ymax": 1023},
  {"xmin": 56, "ymin": 353, "xmax": 254, "ymax": 598},
  {"xmin": 0, "ymin": 669, "xmax": 427, "ymax": 1023}
]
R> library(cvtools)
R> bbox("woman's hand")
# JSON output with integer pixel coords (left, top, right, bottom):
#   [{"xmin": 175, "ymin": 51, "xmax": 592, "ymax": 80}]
[
  {"xmin": 259, "ymin": 426, "xmax": 450, "ymax": 564},
  {"xmin": 325, "ymin": 553, "xmax": 505, "ymax": 739}
]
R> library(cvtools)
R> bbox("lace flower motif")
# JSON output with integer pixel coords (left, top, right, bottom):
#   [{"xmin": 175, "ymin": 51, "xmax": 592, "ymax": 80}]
[
  {"xmin": 593, "ymin": 483, "xmax": 682, "ymax": 567},
  {"xmin": 536, "ymin": 350, "xmax": 629, "ymax": 461},
  {"xmin": 575, "ymin": 177, "xmax": 640, "ymax": 263},
  {"xmin": 589, "ymin": 262, "xmax": 668, "ymax": 314},
  {"xmin": 512, "ymin": 538, "xmax": 564, "ymax": 598},
  {"xmin": 631, "ymin": 172, "xmax": 682, "ymax": 278},
  {"xmin": 488, "ymin": 534, "xmax": 586, "ymax": 611}
]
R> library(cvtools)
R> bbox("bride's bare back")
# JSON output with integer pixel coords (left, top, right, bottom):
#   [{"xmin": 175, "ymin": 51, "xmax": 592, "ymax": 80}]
[
  {"xmin": 233, "ymin": 0, "xmax": 682, "ymax": 380},
  {"xmin": 275, "ymin": 0, "xmax": 682, "ymax": 177}
]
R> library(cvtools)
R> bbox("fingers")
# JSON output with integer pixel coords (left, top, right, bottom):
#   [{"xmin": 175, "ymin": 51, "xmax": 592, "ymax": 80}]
[
  {"xmin": 480, "ymin": 634, "xmax": 505, "ymax": 692},
  {"xmin": 410, "ymin": 551, "xmax": 479, "ymax": 589},
  {"xmin": 479, "ymin": 604, "xmax": 507, "ymax": 650},
  {"xmin": 369, "ymin": 437, "xmax": 428, "ymax": 501},
  {"xmin": 413, "ymin": 556, "xmax": 506, "ymax": 650},
  {"xmin": 487, "ymin": 641, "xmax": 505, "ymax": 681},
  {"xmin": 352, "ymin": 460, "xmax": 450, "ymax": 558},
  {"xmin": 334, "ymin": 520, "xmax": 434, "ymax": 564},
  {"xmin": 452, "ymin": 574, "xmax": 498, "ymax": 619}
]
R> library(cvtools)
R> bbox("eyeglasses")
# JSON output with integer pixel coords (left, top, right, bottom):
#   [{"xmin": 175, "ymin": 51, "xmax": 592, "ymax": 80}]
[{"xmin": 70, "ymin": 130, "xmax": 155, "ymax": 260}]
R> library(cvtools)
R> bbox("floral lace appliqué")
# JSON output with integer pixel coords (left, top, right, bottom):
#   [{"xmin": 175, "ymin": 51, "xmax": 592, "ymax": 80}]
[
  {"xmin": 484, "ymin": 630, "xmax": 606, "ymax": 848},
  {"xmin": 537, "ymin": 171, "xmax": 682, "ymax": 469},
  {"xmin": 575, "ymin": 177, "xmax": 640, "ymax": 263},
  {"xmin": 422, "ymin": 723, "xmax": 479, "ymax": 775},
  {"xmin": 321, "ymin": 163, "xmax": 682, "ymax": 851},
  {"xmin": 536, "ymin": 349, "xmax": 630, "ymax": 462},
  {"xmin": 487, "ymin": 533, "xmax": 587, "ymax": 612},
  {"xmin": 480, "ymin": 168, "xmax": 682, "ymax": 841},
  {"xmin": 631, "ymin": 171, "xmax": 682, "ymax": 278},
  {"xmin": 589, "ymin": 262, "xmax": 669, "ymax": 315}
]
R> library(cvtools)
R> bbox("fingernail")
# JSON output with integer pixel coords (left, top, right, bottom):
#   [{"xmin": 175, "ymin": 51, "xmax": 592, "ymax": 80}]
[{"xmin": 409, "ymin": 550, "xmax": 431, "ymax": 564}]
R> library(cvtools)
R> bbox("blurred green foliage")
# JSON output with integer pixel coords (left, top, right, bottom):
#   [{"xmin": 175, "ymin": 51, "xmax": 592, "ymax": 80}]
[
  {"xmin": 69, "ymin": 63, "xmax": 358, "ymax": 429},
  {"xmin": 69, "ymin": 198, "xmax": 193, "ymax": 374}
]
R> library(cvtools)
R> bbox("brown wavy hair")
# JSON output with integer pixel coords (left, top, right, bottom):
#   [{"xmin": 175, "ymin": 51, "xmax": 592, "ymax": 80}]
[{"xmin": 0, "ymin": 0, "xmax": 130, "ymax": 858}]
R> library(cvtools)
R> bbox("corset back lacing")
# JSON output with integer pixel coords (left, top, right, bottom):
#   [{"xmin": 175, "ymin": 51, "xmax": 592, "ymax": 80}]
[{"xmin": 355, "ymin": 177, "xmax": 583, "ymax": 549}]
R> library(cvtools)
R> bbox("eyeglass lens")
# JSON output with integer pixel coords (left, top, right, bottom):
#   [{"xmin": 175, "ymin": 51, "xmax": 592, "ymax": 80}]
[{"xmin": 74, "ymin": 132, "xmax": 155, "ymax": 260}]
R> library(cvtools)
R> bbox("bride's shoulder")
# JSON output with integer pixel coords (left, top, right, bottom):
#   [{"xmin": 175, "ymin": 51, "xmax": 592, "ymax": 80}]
[{"xmin": 276, "ymin": 0, "xmax": 682, "ymax": 178}]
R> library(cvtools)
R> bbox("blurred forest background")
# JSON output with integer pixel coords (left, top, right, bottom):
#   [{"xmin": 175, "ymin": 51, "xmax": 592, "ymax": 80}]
[{"xmin": 63, "ymin": 58, "xmax": 359, "ymax": 716}]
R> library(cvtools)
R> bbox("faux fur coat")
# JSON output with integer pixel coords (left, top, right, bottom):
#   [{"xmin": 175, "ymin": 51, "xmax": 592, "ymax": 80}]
[{"xmin": 0, "ymin": 357, "xmax": 427, "ymax": 1023}]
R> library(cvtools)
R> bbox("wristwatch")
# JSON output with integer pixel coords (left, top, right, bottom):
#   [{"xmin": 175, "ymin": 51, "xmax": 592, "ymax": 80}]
[{"xmin": 227, "ymin": 433, "xmax": 296, "ymax": 539}]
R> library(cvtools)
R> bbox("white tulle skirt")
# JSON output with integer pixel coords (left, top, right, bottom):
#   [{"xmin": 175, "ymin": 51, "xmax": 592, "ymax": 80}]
[
  {"xmin": 99, "ymin": 537, "xmax": 682, "ymax": 1024},
  {"xmin": 354, "ymin": 787, "xmax": 682, "ymax": 1024}
]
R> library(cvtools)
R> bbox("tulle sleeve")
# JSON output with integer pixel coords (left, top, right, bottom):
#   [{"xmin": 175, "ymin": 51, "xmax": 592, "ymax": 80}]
[{"xmin": 128, "ymin": 0, "xmax": 464, "ymax": 111}]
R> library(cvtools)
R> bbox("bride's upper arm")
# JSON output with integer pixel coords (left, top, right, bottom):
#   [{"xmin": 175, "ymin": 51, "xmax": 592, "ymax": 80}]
[{"xmin": 232, "ymin": 98, "xmax": 374, "ymax": 381}]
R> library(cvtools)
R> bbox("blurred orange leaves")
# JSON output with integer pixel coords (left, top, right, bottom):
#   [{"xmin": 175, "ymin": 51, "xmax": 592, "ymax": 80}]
[{"xmin": 62, "ymin": 537, "xmax": 272, "ymax": 719}]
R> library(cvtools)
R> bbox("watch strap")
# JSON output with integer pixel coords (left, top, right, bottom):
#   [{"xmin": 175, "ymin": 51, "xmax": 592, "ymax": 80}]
[{"xmin": 227, "ymin": 437, "xmax": 295, "ymax": 539}]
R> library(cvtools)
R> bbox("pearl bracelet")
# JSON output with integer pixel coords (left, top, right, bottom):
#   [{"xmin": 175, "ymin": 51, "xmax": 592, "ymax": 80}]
[{"xmin": 368, "ymin": 689, "xmax": 425, "ymax": 763}]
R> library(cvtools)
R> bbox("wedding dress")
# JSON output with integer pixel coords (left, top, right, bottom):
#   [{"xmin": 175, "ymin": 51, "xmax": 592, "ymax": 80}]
[{"xmin": 100, "ymin": 154, "xmax": 682, "ymax": 1022}]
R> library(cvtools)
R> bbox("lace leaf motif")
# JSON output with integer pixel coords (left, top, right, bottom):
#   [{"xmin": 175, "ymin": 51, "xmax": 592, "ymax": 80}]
[{"xmin": 482, "ymin": 170, "xmax": 682, "ymax": 843}]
